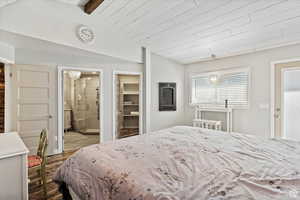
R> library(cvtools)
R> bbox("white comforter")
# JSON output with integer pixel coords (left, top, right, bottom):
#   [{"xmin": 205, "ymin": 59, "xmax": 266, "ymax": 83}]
[{"xmin": 54, "ymin": 126, "xmax": 300, "ymax": 200}]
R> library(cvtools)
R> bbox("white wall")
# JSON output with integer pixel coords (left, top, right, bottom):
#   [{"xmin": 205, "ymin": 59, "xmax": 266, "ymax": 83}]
[
  {"xmin": 151, "ymin": 54, "xmax": 186, "ymax": 131},
  {"xmin": 3, "ymin": 37, "xmax": 189, "ymax": 154},
  {"xmin": 0, "ymin": 42, "xmax": 14, "ymax": 63},
  {"xmin": 185, "ymin": 43, "xmax": 300, "ymax": 138},
  {"xmin": 0, "ymin": 0, "xmax": 142, "ymax": 63},
  {"xmin": 9, "ymin": 49, "xmax": 142, "ymax": 154}
]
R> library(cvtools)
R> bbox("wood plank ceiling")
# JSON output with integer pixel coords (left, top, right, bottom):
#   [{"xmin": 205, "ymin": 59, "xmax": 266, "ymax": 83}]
[
  {"xmin": 57, "ymin": 0, "xmax": 300, "ymax": 64},
  {"xmin": 0, "ymin": 0, "xmax": 17, "ymax": 8}
]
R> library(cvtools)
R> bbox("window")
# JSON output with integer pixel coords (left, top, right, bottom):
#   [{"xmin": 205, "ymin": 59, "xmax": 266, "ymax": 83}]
[{"xmin": 190, "ymin": 68, "xmax": 250, "ymax": 108}]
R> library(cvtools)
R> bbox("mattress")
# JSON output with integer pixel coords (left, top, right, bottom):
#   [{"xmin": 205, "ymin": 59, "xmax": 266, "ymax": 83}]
[{"xmin": 54, "ymin": 126, "xmax": 300, "ymax": 200}]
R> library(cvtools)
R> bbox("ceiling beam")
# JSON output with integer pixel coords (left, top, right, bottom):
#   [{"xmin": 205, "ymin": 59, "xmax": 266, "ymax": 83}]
[{"xmin": 84, "ymin": 0, "xmax": 104, "ymax": 15}]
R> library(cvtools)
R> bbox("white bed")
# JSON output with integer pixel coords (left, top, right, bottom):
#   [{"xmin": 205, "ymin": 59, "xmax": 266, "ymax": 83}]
[{"xmin": 54, "ymin": 126, "xmax": 300, "ymax": 200}]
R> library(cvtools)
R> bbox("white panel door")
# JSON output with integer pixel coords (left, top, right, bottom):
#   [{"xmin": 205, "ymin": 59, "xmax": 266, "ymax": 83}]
[
  {"xmin": 274, "ymin": 61, "xmax": 300, "ymax": 138},
  {"xmin": 12, "ymin": 65, "xmax": 55, "ymax": 154}
]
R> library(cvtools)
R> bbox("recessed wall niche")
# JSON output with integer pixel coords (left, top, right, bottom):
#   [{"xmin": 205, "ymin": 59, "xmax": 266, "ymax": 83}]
[{"xmin": 159, "ymin": 82, "xmax": 176, "ymax": 111}]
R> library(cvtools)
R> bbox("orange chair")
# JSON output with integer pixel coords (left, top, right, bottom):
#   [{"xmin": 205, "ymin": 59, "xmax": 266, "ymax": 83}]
[{"xmin": 28, "ymin": 129, "xmax": 48, "ymax": 199}]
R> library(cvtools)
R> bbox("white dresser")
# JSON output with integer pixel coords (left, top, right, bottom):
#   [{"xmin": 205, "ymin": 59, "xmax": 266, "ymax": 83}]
[{"xmin": 0, "ymin": 132, "xmax": 29, "ymax": 200}]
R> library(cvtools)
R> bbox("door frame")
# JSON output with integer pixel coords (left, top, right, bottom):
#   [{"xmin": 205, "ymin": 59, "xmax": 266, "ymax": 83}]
[
  {"xmin": 270, "ymin": 58, "xmax": 300, "ymax": 138},
  {"xmin": 112, "ymin": 71, "xmax": 143, "ymax": 140},
  {"xmin": 57, "ymin": 66, "xmax": 104, "ymax": 153}
]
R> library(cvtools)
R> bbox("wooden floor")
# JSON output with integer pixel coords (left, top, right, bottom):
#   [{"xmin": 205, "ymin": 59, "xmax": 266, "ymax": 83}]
[
  {"xmin": 29, "ymin": 151, "xmax": 75, "ymax": 200},
  {"xmin": 29, "ymin": 131, "xmax": 99, "ymax": 199}
]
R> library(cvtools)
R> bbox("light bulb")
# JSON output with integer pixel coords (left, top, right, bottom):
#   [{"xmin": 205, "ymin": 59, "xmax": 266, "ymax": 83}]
[
  {"xmin": 68, "ymin": 71, "xmax": 81, "ymax": 80},
  {"xmin": 209, "ymin": 75, "xmax": 218, "ymax": 83}
]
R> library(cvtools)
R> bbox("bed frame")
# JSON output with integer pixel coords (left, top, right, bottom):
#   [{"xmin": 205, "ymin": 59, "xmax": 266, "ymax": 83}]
[{"xmin": 58, "ymin": 182, "xmax": 73, "ymax": 200}]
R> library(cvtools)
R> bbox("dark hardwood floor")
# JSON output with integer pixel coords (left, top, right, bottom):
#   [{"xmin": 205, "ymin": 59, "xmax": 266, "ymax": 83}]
[{"xmin": 29, "ymin": 151, "xmax": 75, "ymax": 200}]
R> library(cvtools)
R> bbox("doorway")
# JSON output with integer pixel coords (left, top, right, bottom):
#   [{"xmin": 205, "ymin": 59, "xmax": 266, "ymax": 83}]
[
  {"xmin": 58, "ymin": 67, "xmax": 103, "ymax": 152},
  {"xmin": 113, "ymin": 72, "xmax": 143, "ymax": 139},
  {"xmin": 272, "ymin": 61, "xmax": 300, "ymax": 141}
]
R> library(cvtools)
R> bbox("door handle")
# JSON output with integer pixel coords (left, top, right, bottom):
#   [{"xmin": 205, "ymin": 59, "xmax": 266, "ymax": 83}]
[
  {"xmin": 49, "ymin": 115, "xmax": 53, "ymax": 119},
  {"xmin": 274, "ymin": 108, "xmax": 281, "ymax": 119}
]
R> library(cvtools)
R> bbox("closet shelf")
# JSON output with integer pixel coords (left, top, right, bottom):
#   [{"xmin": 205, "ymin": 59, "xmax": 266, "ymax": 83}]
[
  {"xmin": 123, "ymin": 90, "xmax": 139, "ymax": 94},
  {"xmin": 118, "ymin": 133, "xmax": 139, "ymax": 138},
  {"xmin": 117, "ymin": 75, "xmax": 140, "ymax": 139},
  {"xmin": 123, "ymin": 92, "xmax": 139, "ymax": 95},
  {"xmin": 123, "ymin": 82, "xmax": 138, "ymax": 85}
]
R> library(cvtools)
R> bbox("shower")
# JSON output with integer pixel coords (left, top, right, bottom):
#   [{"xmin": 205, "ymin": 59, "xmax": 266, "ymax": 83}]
[{"xmin": 73, "ymin": 74, "xmax": 100, "ymax": 134}]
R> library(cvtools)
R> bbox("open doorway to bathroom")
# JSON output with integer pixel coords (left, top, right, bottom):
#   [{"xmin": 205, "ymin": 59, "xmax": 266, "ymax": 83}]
[
  {"xmin": 61, "ymin": 69, "xmax": 102, "ymax": 152},
  {"xmin": 113, "ymin": 72, "xmax": 143, "ymax": 139}
]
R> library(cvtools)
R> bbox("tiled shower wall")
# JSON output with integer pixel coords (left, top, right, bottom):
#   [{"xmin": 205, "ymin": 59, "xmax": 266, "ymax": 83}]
[
  {"xmin": 85, "ymin": 77, "xmax": 100, "ymax": 130},
  {"xmin": 74, "ymin": 78, "xmax": 87, "ymax": 131},
  {"xmin": 63, "ymin": 73, "xmax": 72, "ymax": 109},
  {"xmin": 64, "ymin": 74, "xmax": 100, "ymax": 132}
]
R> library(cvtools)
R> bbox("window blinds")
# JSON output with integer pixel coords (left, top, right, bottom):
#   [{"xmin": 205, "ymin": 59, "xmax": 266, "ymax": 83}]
[{"xmin": 191, "ymin": 70, "xmax": 249, "ymax": 108}]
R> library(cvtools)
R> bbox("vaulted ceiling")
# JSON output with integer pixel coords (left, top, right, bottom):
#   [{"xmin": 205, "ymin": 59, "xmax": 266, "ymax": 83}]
[
  {"xmin": 0, "ymin": 0, "xmax": 17, "ymax": 8},
  {"xmin": 55, "ymin": 0, "xmax": 89, "ymax": 6},
  {"xmin": 4, "ymin": 0, "xmax": 300, "ymax": 64}
]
